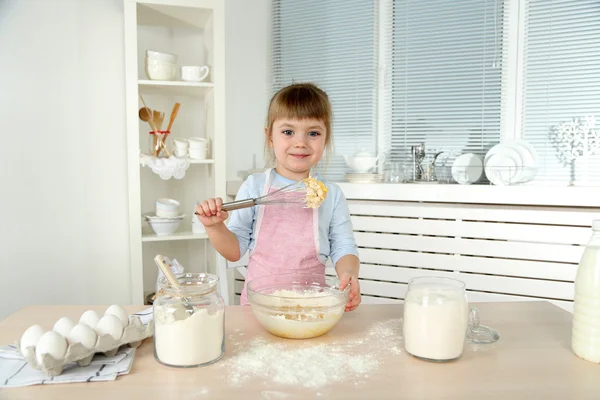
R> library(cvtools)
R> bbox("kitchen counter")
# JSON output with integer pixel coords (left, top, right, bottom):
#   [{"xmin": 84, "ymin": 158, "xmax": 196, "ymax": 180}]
[{"xmin": 1, "ymin": 302, "xmax": 598, "ymax": 399}]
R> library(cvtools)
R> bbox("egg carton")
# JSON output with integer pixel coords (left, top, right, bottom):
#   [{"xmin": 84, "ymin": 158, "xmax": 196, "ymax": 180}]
[{"xmin": 16, "ymin": 316, "xmax": 154, "ymax": 377}]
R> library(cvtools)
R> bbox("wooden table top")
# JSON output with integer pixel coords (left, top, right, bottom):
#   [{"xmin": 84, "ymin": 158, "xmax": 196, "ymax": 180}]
[{"xmin": 0, "ymin": 302, "xmax": 597, "ymax": 400}]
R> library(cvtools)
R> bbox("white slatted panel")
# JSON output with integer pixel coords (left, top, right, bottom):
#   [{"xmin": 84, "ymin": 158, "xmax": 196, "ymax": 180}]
[
  {"xmin": 522, "ymin": 0, "xmax": 600, "ymax": 183},
  {"xmin": 226, "ymin": 200, "xmax": 598, "ymax": 312},
  {"xmin": 346, "ymin": 199, "xmax": 597, "ymax": 312},
  {"xmin": 272, "ymin": 0, "xmax": 378, "ymax": 180}
]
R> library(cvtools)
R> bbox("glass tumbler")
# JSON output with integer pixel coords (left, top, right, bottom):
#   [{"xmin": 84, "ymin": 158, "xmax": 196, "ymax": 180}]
[
  {"xmin": 403, "ymin": 277, "xmax": 469, "ymax": 362},
  {"xmin": 153, "ymin": 273, "xmax": 225, "ymax": 368},
  {"xmin": 383, "ymin": 162, "xmax": 404, "ymax": 183}
]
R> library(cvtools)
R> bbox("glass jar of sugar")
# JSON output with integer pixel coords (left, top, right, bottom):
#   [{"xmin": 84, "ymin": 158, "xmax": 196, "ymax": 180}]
[
  {"xmin": 153, "ymin": 272, "xmax": 225, "ymax": 367},
  {"xmin": 403, "ymin": 277, "xmax": 469, "ymax": 362}
]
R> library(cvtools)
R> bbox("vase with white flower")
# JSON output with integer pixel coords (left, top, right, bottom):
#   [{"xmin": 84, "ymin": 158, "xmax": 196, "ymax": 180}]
[{"xmin": 550, "ymin": 116, "xmax": 600, "ymax": 186}]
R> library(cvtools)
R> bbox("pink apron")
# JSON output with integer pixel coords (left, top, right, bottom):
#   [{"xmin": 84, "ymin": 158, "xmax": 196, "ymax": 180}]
[{"xmin": 240, "ymin": 169, "xmax": 325, "ymax": 305}]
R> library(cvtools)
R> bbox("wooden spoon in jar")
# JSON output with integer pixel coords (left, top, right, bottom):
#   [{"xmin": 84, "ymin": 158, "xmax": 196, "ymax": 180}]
[{"xmin": 166, "ymin": 103, "xmax": 181, "ymax": 132}]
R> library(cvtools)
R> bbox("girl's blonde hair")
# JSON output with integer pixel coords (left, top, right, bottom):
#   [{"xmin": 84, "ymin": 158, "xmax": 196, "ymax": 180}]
[{"xmin": 264, "ymin": 83, "xmax": 333, "ymax": 166}]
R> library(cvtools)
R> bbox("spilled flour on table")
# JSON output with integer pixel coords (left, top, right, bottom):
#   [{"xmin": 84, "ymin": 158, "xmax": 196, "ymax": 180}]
[{"xmin": 221, "ymin": 318, "xmax": 403, "ymax": 389}]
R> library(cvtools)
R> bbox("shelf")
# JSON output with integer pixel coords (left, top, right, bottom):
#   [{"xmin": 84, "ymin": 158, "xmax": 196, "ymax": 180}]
[
  {"xmin": 138, "ymin": 80, "xmax": 214, "ymax": 97},
  {"xmin": 139, "ymin": 156, "xmax": 214, "ymax": 165},
  {"xmin": 189, "ymin": 159, "xmax": 214, "ymax": 164},
  {"xmin": 142, "ymin": 231, "xmax": 208, "ymax": 242},
  {"xmin": 137, "ymin": 3, "xmax": 212, "ymax": 30}
]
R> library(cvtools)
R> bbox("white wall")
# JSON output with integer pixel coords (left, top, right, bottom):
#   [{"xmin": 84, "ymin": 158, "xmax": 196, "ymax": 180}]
[
  {"xmin": 0, "ymin": 0, "xmax": 131, "ymax": 320},
  {"xmin": 0, "ymin": 0, "xmax": 271, "ymax": 319},
  {"xmin": 224, "ymin": 0, "xmax": 271, "ymax": 180}
]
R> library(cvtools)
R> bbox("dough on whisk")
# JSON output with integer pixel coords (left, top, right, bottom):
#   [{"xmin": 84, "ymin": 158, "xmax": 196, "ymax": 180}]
[{"xmin": 303, "ymin": 177, "xmax": 328, "ymax": 208}]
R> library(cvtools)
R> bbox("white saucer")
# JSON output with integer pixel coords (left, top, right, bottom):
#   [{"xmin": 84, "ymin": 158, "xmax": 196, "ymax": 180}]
[{"xmin": 143, "ymin": 212, "xmax": 185, "ymax": 220}]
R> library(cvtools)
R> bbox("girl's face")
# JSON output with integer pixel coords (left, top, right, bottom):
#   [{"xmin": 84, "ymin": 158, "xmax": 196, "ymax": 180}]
[{"xmin": 267, "ymin": 118, "xmax": 327, "ymax": 180}]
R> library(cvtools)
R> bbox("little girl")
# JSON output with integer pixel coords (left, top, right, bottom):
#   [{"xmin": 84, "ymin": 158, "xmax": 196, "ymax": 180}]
[{"xmin": 195, "ymin": 83, "xmax": 361, "ymax": 311}]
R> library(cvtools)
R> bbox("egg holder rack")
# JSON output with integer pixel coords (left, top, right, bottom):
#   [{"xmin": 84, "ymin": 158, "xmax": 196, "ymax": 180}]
[{"xmin": 16, "ymin": 316, "xmax": 154, "ymax": 377}]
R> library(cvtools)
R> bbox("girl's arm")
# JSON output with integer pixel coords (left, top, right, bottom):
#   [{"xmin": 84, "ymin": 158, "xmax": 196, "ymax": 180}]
[
  {"xmin": 196, "ymin": 180, "xmax": 256, "ymax": 262},
  {"xmin": 328, "ymin": 186, "xmax": 361, "ymax": 311},
  {"xmin": 205, "ymin": 222, "xmax": 241, "ymax": 262},
  {"xmin": 335, "ymin": 254, "xmax": 361, "ymax": 312}
]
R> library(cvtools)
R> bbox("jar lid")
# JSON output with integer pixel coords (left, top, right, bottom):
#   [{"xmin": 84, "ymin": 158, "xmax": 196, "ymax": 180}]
[
  {"xmin": 466, "ymin": 307, "xmax": 500, "ymax": 344},
  {"xmin": 157, "ymin": 272, "xmax": 219, "ymax": 297}
]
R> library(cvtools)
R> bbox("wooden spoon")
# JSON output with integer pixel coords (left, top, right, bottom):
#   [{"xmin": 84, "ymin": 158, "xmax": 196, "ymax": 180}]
[
  {"xmin": 153, "ymin": 255, "xmax": 193, "ymax": 317},
  {"xmin": 166, "ymin": 103, "xmax": 181, "ymax": 132},
  {"xmin": 138, "ymin": 107, "xmax": 152, "ymax": 122}
]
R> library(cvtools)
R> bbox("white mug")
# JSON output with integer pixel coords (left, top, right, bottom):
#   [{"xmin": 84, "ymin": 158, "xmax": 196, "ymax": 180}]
[
  {"xmin": 188, "ymin": 147, "xmax": 207, "ymax": 160},
  {"xmin": 174, "ymin": 148, "xmax": 188, "ymax": 157},
  {"xmin": 181, "ymin": 66, "xmax": 209, "ymax": 82},
  {"xmin": 173, "ymin": 139, "xmax": 189, "ymax": 150}
]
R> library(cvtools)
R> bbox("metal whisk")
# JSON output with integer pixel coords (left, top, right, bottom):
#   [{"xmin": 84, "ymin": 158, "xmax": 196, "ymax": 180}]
[{"xmin": 196, "ymin": 181, "xmax": 310, "ymax": 214}]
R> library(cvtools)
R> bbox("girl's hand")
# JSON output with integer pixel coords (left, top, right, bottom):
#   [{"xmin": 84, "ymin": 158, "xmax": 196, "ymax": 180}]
[
  {"xmin": 339, "ymin": 273, "xmax": 361, "ymax": 312},
  {"xmin": 195, "ymin": 198, "xmax": 229, "ymax": 227}
]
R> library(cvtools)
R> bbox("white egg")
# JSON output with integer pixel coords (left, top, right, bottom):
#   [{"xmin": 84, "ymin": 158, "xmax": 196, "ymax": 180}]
[
  {"xmin": 79, "ymin": 310, "xmax": 100, "ymax": 329},
  {"xmin": 52, "ymin": 317, "xmax": 75, "ymax": 338},
  {"xmin": 104, "ymin": 304, "xmax": 129, "ymax": 328},
  {"xmin": 20, "ymin": 324, "xmax": 44, "ymax": 355},
  {"xmin": 35, "ymin": 331, "xmax": 67, "ymax": 364},
  {"xmin": 95, "ymin": 314, "xmax": 124, "ymax": 341},
  {"xmin": 67, "ymin": 323, "xmax": 97, "ymax": 349}
]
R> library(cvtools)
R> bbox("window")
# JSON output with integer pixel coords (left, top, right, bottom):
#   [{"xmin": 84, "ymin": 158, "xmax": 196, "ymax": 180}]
[
  {"xmin": 272, "ymin": 0, "xmax": 600, "ymax": 185},
  {"xmin": 389, "ymin": 0, "xmax": 505, "ymax": 168},
  {"xmin": 522, "ymin": 0, "xmax": 600, "ymax": 184},
  {"xmin": 271, "ymin": 0, "xmax": 378, "ymax": 180}
]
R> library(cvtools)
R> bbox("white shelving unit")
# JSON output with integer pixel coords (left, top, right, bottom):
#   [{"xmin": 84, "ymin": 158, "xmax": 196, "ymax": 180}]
[{"xmin": 124, "ymin": 0, "xmax": 225, "ymax": 304}]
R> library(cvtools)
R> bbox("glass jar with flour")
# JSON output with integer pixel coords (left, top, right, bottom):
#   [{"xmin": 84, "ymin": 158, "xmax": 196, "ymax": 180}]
[
  {"xmin": 403, "ymin": 277, "xmax": 499, "ymax": 362},
  {"xmin": 153, "ymin": 273, "xmax": 225, "ymax": 367},
  {"xmin": 403, "ymin": 277, "xmax": 469, "ymax": 362}
]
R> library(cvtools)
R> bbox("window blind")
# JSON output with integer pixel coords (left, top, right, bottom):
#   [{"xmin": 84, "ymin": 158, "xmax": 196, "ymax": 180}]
[
  {"xmin": 522, "ymin": 0, "xmax": 600, "ymax": 184},
  {"xmin": 389, "ymin": 0, "xmax": 506, "ymax": 167},
  {"xmin": 271, "ymin": 0, "xmax": 378, "ymax": 181}
]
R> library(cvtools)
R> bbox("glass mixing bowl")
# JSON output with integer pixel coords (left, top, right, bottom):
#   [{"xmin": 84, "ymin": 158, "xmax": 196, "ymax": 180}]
[{"xmin": 246, "ymin": 273, "xmax": 349, "ymax": 339}]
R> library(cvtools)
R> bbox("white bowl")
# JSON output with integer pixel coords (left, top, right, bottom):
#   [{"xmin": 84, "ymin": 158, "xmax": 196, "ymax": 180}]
[
  {"xmin": 145, "ymin": 59, "xmax": 176, "ymax": 81},
  {"xmin": 156, "ymin": 209, "xmax": 181, "ymax": 218},
  {"xmin": 145, "ymin": 50, "xmax": 178, "ymax": 63},
  {"xmin": 156, "ymin": 198, "xmax": 179, "ymax": 212},
  {"xmin": 147, "ymin": 218, "xmax": 182, "ymax": 236}
]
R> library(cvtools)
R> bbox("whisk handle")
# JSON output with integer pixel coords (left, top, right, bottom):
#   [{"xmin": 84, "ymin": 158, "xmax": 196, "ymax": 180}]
[{"xmin": 221, "ymin": 199, "xmax": 256, "ymax": 211}]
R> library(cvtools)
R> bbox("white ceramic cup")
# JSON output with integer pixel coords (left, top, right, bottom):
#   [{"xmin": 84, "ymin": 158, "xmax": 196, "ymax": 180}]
[
  {"xmin": 181, "ymin": 66, "xmax": 210, "ymax": 82},
  {"xmin": 174, "ymin": 148, "xmax": 188, "ymax": 157},
  {"xmin": 174, "ymin": 139, "xmax": 189, "ymax": 150},
  {"xmin": 189, "ymin": 147, "xmax": 207, "ymax": 160},
  {"xmin": 188, "ymin": 137, "xmax": 208, "ymax": 148}
]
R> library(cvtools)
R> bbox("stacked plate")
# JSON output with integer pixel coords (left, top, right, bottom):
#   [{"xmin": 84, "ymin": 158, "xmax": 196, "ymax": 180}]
[
  {"xmin": 434, "ymin": 152, "xmax": 483, "ymax": 185},
  {"xmin": 484, "ymin": 140, "xmax": 538, "ymax": 186},
  {"xmin": 345, "ymin": 173, "xmax": 383, "ymax": 183}
]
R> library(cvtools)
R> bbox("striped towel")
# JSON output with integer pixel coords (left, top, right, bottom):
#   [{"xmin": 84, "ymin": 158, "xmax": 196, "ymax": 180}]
[{"xmin": 0, "ymin": 345, "xmax": 135, "ymax": 388}]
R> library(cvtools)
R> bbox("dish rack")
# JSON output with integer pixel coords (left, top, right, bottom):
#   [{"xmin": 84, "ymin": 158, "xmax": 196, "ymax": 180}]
[{"xmin": 435, "ymin": 165, "xmax": 538, "ymax": 185}]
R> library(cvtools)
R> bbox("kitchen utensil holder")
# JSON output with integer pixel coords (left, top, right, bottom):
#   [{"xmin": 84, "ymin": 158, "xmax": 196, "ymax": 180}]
[{"xmin": 149, "ymin": 131, "xmax": 171, "ymax": 158}]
